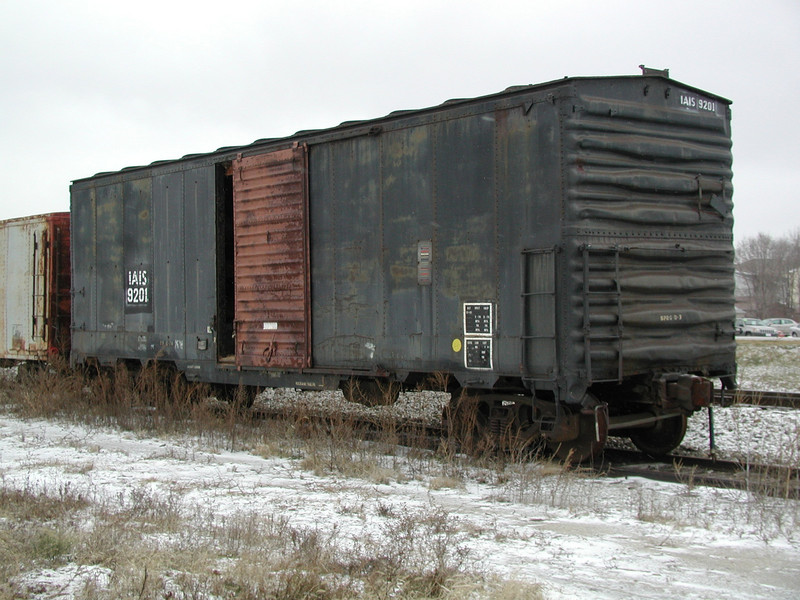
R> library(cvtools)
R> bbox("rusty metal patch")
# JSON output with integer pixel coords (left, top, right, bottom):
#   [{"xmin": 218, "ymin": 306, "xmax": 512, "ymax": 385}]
[
  {"xmin": 232, "ymin": 145, "xmax": 310, "ymax": 369},
  {"xmin": 46, "ymin": 213, "xmax": 71, "ymax": 356}
]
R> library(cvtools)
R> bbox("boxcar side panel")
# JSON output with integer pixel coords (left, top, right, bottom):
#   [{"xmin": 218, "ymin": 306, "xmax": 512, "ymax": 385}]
[
  {"xmin": 382, "ymin": 125, "xmax": 435, "ymax": 366},
  {"xmin": 309, "ymin": 92, "xmax": 566, "ymax": 381},
  {"xmin": 71, "ymin": 187, "xmax": 97, "ymax": 362},
  {"xmin": 433, "ymin": 112, "xmax": 497, "ymax": 373},
  {"xmin": 310, "ymin": 136, "xmax": 384, "ymax": 368},
  {"xmin": 507, "ymin": 99, "xmax": 565, "ymax": 382},
  {"xmin": 122, "ymin": 178, "xmax": 154, "ymax": 337},
  {"xmin": 183, "ymin": 166, "xmax": 216, "ymax": 362},
  {"xmin": 95, "ymin": 182, "xmax": 124, "ymax": 356},
  {"xmin": 153, "ymin": 172, "xmax": 186, "ymax": 359},
  {"xmin": 72, "ymin": 167, "xmax": 221, "ymax": 368},
  {"xmin": 496, "ymin": 103, "xmax": 558, "ymax": 379}
]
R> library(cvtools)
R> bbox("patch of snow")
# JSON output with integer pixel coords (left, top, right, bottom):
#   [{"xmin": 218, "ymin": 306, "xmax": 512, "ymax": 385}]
[
  {"xmin": 11, "ymin": 564, "xmax": 111, "ymax": 600},
  {"xmin": 1, "ymin": 412, "xmax": 799, "ymax": 599}
]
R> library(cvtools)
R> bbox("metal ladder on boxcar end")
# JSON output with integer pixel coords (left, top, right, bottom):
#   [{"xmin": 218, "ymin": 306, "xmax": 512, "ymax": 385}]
[
  {"xmin": 581, "ymin": 245, "xmax": 624, "ymax": 384},
  {"xmin": 520, "ymin": 247, "xmax": 558, "ymax": 383}
]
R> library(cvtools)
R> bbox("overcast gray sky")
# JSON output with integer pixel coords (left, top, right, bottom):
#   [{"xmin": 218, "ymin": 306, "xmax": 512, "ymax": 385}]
[{"xmin": 1, "ymin": 0, "xmax": 798, "ymax": 244}]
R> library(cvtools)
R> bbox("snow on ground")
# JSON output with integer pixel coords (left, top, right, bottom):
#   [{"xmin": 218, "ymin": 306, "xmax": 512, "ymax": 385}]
[
  {"xmin": 2, "ymin": 344, "xmax": 799, "ymax": 599},
  {"xmin": 1, "ymin": 405, "xmax": 799, "ymax": 599},
  {"xmin": 734, "ymin": 337, "xmax": 800, "ymax": 392},
  {"xmin": 682, "ymin": 404, "xmax": 800, "ymax": 465}
]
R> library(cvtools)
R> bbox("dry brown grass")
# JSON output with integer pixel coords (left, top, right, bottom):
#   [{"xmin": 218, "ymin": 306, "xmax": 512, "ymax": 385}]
[
  {"xmin": 0, "ymin": 478, "xmax": 545, "ymax": 600},
  {"xmin": 0, "ymin": 362, "xmax": 547, "ymax": 599}
]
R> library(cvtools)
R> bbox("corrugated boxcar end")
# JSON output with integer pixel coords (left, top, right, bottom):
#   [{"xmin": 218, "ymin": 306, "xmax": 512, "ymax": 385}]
[{"xmin": 557, "ymin": 77, "xmax": 736, "ymax": 409}]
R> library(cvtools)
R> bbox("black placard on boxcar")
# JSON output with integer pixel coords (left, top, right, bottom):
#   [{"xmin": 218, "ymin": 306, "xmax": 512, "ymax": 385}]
[
  {"xmin": 464, "ymin": 302, "xmax": 492, "ymax": 335},
  {"xmin": 125, "ymin": 265, "xmax": 152, "ymax": 313},
  {"xmin": 465, "ymin": 338, "xmax": 492, "ymax": 370}
]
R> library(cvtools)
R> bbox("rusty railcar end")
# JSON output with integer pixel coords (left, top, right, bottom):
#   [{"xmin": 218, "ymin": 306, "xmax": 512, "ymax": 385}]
[{"xmin": 0, "ymin": 212, "xmax": 71, "ymax": 362}]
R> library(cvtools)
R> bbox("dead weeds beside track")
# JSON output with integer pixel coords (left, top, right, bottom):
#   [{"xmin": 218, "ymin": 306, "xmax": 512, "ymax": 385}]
[
  {"xmin": 5, "ymin": 360, "xmax": 799, "ymax": 499},
  {"xmin": 247, "ymin": 395, "xmax": 800, "ymax": 499}
]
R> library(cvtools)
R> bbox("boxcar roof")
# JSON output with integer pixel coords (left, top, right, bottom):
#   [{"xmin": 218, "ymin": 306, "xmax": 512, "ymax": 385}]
[
  {"xmin": 0, "ymin": 212, "xmax": 70, "ymax": 226},
  {"xmin": 72, "ymin": 74, "xmax": 731, "ymax": 185}
]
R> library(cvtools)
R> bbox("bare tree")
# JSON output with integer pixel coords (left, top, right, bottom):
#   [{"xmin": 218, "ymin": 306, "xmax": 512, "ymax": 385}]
[
  {"xmin": 737, "ymin": 234, "xmax": 776, "ymax": 317},
  {"xmin": 787, "ymin": 230, "xmax": 800, "ymax": 313},
  {"xmin": 736, "ymin": 230, "xmax": 800, "ymax": 318}
]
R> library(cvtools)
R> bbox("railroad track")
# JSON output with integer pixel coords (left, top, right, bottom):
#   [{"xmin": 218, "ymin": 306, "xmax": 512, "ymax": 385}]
[
  {"xmin": 601, "ymin": 448, "xmax": 800, "ymax": 498},
  {"xmin": 717, "ymin": 389, "xmax": 800, "ymax": 409},
  {"xmin": 248, "ymin": 400, "xmax": 799, "ymax": 497}
]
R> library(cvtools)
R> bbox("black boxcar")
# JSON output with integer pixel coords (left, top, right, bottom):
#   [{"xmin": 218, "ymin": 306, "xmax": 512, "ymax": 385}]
[{"xmin": 70, "ymin": 74, "xmax": 735, "ymax": 459}]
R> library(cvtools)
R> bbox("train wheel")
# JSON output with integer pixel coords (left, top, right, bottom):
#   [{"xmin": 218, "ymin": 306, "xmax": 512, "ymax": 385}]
[
  {"xmin": 628, "ymin": 414, "xmax": 687, "ymax": 457},
  {"xmin": 547, "ymin": 408, "xmax": 608, "ymax": 465}
]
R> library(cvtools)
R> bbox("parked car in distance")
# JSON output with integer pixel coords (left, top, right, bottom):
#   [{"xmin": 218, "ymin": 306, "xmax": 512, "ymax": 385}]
[
  {"xmin": 735, "ymin": 318, "xmax": 781, "ymax": 337},
  {"xmin": 763, "ymin": 318, "xmax": 799, "ymax": 334}
]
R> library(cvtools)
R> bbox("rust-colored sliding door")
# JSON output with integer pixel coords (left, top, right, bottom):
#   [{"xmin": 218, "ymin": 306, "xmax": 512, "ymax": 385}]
[{"xmin": 232, "ymin": 145, "xmax": 310, "ymax": 369}]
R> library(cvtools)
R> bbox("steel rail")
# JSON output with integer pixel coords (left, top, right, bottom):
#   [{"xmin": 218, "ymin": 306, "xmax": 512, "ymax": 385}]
[
  {"xmin": 717, "ymin": 389, "xmax": 800, "ymax": 409},
  {"xmin": 600, "ymin": 448, "xmax": 800, "ymax": 498}
]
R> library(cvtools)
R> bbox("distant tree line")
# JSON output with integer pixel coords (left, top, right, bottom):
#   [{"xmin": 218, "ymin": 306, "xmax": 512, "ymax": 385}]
[{"xmin": 736, "ymin": 230, "xmax": 800, "ymax": 319}]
